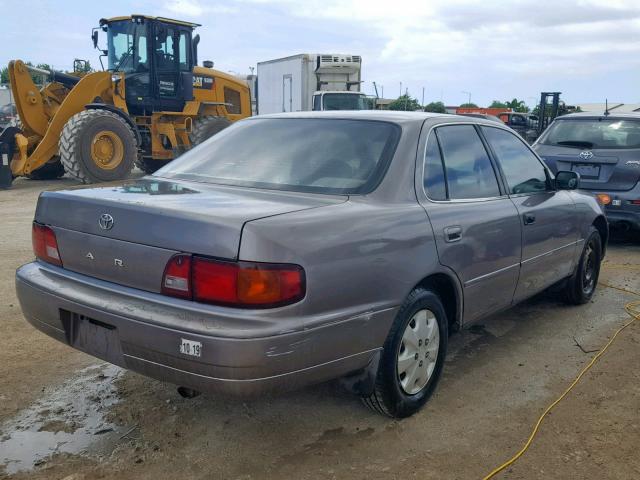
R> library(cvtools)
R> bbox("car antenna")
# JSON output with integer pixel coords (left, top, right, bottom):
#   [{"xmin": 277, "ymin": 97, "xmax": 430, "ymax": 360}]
[{"xmin": 604, "ymin": 98, "xmax": 610, "ymax": 117}]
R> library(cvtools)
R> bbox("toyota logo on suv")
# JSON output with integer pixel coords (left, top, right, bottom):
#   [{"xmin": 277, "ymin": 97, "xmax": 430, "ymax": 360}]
[
  {"xmin": 579, "ymin": 151, "xmax": 594, "ymax": 160},
  {"xmin": 98, "ymin": 213, "xmax": 114, "ymax": 230}
]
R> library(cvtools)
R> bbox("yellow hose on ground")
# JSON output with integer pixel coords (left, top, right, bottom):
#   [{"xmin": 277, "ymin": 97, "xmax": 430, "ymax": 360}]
[{"xmin": 482, "ymin": 281, "xmax": 640, "ymax": 479}]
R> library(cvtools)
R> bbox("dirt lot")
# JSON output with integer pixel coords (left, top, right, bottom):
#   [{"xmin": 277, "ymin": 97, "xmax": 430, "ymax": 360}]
[{"xmin": 1, "ymin": 178, "xmax": 639, "ymax": 480}]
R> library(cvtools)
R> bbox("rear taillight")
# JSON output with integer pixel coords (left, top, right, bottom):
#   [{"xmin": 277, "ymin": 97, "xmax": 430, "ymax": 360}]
[
  {"xmin": 162, "ymin": 255, "xmax": 305, "ymax": 308},
  {"xmin": 161, "ymin": 254, "xmax": 192, "ymax": 299},
  {"xmin": 32, "ymin": 222, "xmax": 62, "ymax": 266},
  {"xmin": 595, "ymin": 193, "xmax": 611, "ymax": 205}
]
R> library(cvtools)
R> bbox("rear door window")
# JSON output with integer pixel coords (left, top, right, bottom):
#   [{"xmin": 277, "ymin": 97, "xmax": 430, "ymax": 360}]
[
  {"xmin": 435, "ymin": 125, "xmax": 501, "ymax": 199},
  {"xmin": 482, "ymin": 127, "xmax": 549, "ymax": 195},
  {"xmin": 423, "ymin": 133, "xmax": 447, "ymax": 200}
]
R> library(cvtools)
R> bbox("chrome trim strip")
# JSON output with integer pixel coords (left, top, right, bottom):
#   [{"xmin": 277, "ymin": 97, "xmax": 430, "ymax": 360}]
[
  {"xmin": 464, "ymin": 239, "xmax": 581, "ymax": 287},
  {"xmin": 464, "ymin": 263, "xmax": 520, "ymax": 287},
  {"xmin": 123, "ymin": 347, "xmax": 382, "ymax": 383},
  {"xmin": 521, "ymin": 240, "xmax": 578, "ymax": 265}
]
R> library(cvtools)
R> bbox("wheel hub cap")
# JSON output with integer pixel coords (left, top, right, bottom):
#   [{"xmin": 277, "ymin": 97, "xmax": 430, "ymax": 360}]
[
  {"xmin": 91, "ymin": 130, "xmax": 124, "ymax": 170},
  {"xmin": 397, "ymin": 309, "xmax": 440, "ymax": 395}
]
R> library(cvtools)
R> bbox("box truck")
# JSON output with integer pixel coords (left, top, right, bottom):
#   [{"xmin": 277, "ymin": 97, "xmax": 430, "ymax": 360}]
[{"xmin": 256, "ymin": 54, "xmax": 369, "ymax": 114}]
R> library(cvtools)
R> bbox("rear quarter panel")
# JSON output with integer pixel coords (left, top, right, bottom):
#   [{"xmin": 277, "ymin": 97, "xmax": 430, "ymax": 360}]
[
  {"xmin": 569, "ymin": 190, "xmax": 607, "ymax": 254},
  {"xmin": 239, "ymin": 198, "xmax": 449, "ymax": 342}
]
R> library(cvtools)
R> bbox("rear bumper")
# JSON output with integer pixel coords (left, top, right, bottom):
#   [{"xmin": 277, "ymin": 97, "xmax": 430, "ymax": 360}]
[
  {"xmin": 591, "ymin": 189, "xmax": 640, "ymax": 230},
  {"xmin": 15, "ymin": 262, "xmax": 393, "ymax": 395}
]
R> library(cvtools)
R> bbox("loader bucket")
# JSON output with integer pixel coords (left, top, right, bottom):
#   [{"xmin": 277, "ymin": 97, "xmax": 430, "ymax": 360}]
[{"xmin": 0, "ymin": 126, "xmax": 19, "ymax": 189}]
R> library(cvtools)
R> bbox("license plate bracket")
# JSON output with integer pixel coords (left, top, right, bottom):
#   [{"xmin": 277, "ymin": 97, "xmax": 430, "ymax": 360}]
[{"xmin": 572, "ymin": 163, "xmax": 600, "ymax": 179}]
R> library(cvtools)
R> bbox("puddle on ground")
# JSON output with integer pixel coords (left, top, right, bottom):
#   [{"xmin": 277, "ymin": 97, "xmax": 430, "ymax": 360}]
[{"xmin": 0, "ymin": 363, "xmax": 124, "ymax": 475}]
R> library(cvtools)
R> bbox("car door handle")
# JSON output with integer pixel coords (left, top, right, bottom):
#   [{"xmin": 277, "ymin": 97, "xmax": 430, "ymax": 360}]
[
  {"xmin": 523, "ymin": 213, "xmax": 536, "ymax": 225},
  {"xmin": 444, "ymin": 226, "xmax": 462, "ymax": 242}
]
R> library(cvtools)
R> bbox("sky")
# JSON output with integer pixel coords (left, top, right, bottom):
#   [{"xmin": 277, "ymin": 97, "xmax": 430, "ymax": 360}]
[{"xmin": 0, "ymin": 0, "xmax": 638, "ymax": 108}]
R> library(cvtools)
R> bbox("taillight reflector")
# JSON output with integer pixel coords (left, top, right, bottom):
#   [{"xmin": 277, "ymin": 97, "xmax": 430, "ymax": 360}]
[
  {"xmin": 32, "ymin": 223, "xmax": 62, "ymax": 266},
  {"xmin": 161, "ymin": 254, "xmax": 192, "ymax": 299},
  {"xmin": 162, "ymin": 255, "xmax": 305, "ymax": 308}
]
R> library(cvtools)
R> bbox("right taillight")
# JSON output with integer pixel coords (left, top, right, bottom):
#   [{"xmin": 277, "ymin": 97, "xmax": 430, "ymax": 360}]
[
  {"xmin": 161, "ymin": 254, "xmax": 305, "ymax": 308},
  {"xmin": 32, "ymin": 222, "xmax": 62, "ymax": 266}
]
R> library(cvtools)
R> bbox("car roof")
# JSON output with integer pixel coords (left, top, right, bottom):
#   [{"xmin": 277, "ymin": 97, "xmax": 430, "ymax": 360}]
[
  {"xmin": 558, "ymin": 112, "xmax": 640, "ymax": 120},
  {"xmin": 252, "ymin": 110, "xmax": 498, "ymax": 126}
]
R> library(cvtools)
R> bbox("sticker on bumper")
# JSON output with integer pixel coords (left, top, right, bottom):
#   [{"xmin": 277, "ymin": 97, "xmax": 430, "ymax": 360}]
[{"xmin": 179, "ymin": 339, "xmax": 202, "ymax": 357}]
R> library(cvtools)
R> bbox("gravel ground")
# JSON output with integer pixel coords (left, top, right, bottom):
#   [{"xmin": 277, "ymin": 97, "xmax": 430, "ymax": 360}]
[{"xmin": 1, "ymin": 177, "xmax": 639, "ymax": 479}]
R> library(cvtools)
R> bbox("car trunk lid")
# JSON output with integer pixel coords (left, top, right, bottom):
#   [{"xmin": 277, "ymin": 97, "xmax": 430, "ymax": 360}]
[
  {"xmin": 35, "ymin": 178, "xmax": 345, "ymax": 293},
  {"xmin": 536, "ymin": 145, "xmax": 640, "ymax": 191}
]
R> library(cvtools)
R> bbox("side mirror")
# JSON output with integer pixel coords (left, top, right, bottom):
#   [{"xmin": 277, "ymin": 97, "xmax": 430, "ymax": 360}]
[
  {"xmin": 555, "ymin": 170, "xmax": 580, "ymax": 190},
  {"xmin": 92, "ymin": 30, "xmax": 99, "ymax": 49}
]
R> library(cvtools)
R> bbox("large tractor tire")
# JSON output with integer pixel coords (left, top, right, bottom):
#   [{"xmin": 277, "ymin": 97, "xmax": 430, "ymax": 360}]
[
  {"xmin": 135, "ymin": 158, "xmax": 171, "ymax": 175},
  {"xmin": 59, "ymin": 110, "xmax": 137, "ymax": 184},
  {"xmin": 189, "ymin": 116, "xmax": 231, "ymax": 146},
  {"xmin": 27, "ymin": 157, "xmax": 65, "ymax": 180}
]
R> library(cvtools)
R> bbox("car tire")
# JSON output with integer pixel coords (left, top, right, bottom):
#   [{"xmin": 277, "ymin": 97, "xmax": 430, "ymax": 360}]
[
  {"xmin": 563, "ymin": 226, "xmax": 602, "ymax": 305},
  {"xmin": 362, "ymin": 288, "xmax": 448, "ymax": 418}
]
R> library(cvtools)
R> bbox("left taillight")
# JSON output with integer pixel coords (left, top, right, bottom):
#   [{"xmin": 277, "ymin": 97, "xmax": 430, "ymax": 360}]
[
  {"xmin": 161, "ymin": 254, "xmax": 305, "ymax": 308},
  {"xmin": 32, "ymin": 222, "xmax": 62, "ymax": 266}
]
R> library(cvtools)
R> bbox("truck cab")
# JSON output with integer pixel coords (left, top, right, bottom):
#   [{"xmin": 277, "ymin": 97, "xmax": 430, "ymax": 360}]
[{"xmin": 311, "ymin": 91, "xmax": 372, "ymax": 111}]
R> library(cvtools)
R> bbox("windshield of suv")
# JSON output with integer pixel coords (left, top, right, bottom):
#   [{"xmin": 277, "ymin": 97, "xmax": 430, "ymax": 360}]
[
  {"xmin": 539, "ymin": 118, "xmax": 640, "ymax": 149},
  {"xmin": 322, "ymin": 94, "xmax": 370, "ymax": 111},
  {"xmin": 156, "ymin": 118, "xmax": 400, "ymax": 194}
]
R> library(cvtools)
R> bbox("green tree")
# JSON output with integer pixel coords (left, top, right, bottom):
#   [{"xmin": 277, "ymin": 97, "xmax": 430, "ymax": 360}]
[
  {"xmin": 70, "ymin": 60, "xmax": 93, "ymax": 74},
  {"xmin": 459, "ymin": 102, "xmax": 479, "ymax": 108},
  {"xmin": 489, "ymin": 100, "xmax": 508, "ymax": 108},
  {"xmin": 505, "ymin": 98, "xmax": 529, "ymax": 113},
  {"xmin": 388, "ymin": 94, "xmax": 421, "ymax": 111},
  {"xmin": 424, "ymin": 101, "xmax": 446, "ymax": 113},
  {"xmin": 1, "ymin": 66, "xmax": 8, "ymax": 84}
]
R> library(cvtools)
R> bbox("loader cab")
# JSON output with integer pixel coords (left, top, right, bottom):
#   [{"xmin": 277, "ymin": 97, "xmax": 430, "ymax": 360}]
[{"xmin": 101, "ymin": 16, "xmax": 198, "ymax": 115}]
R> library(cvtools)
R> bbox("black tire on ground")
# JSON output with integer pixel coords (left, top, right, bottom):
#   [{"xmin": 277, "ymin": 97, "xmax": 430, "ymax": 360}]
[
  {"xmin": 563, "ymin": 226, "xmax": 602, "ymax": 305},
  {"xmin": 59, "ymin": 109, "xmax": 137, "ymax": 184},
  {"xmin": 134, "ymin": 157, "xmax": 171, "ymax": 174},
  {"xmin": 27, "ymin": 157, "xmax": 65, "ymax": 180},
  {"xmin": 362, "ymin": 288, "xmax": 448, "ymax": 418},
  {"xmin": 189, "ymin": 116, "xmax": 231, "ymax": 146}
]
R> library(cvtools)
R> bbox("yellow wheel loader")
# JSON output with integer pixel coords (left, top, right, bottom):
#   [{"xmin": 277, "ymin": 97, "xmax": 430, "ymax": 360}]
[{"xmin": 0, "ymin": 15, "xmax": 251, "ymax": 188}]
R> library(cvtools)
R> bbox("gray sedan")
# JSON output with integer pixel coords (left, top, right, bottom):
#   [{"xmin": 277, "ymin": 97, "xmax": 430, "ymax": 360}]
[{"xmin": 16, "ymin": 112, "xmax": 607, "ymax": 418}]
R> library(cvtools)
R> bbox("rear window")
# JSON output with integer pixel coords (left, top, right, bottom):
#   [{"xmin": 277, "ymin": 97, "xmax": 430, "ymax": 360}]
[
  {"xmin": 156, "ymin": 118, "xmax": 400, "ymax": 194},
  {"xmin": 539, "ymin": 118, "xmax": 640, "ymax": 149}
]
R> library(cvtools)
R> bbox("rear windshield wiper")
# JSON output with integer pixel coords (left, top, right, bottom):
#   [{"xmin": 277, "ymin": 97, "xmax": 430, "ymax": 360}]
[{"xmin": 555, "ymin": 140, "xmax": 594, "ymax": 149}]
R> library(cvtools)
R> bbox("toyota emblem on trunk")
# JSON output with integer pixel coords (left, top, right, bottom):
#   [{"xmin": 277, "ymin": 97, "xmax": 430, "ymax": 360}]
[
  {"xmin": 579, "ymin": 151, "xmax": 594, "ymax": 160},
  {"xmin": 99, "ymin": 213, "xmax": 114, "ymax": 230}
]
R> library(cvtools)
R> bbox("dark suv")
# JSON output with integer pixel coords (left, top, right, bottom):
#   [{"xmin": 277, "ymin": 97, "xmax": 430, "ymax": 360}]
[{"xmin": 534, "ymin": 112, "xmax": 640, "ymax": 231}]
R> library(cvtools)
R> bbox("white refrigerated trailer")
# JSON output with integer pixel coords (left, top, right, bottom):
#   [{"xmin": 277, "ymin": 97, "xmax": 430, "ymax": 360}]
[{"xmin": 256, "ymin": 53, "xmax": 367, "ymax": 114}]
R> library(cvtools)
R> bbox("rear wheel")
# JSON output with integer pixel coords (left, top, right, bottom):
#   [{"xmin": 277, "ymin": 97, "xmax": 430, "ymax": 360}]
[
  {"xmin": 26, "ymin": 156, "xmax": 65, "ymax": 180},
  {"xmin": 563, "ymin": 226, "xmax": 602, "ymax": 304},
  {"xmin": 189, "ymin": 116, "xmax": 231, "ymax": 146},
  {"xmin": 362, "ymin": 288, "xmax": 448, "ymax": 418},
  {"xmin": 59, "ymin": 110, "xmax": 137, "ymax": 184}
]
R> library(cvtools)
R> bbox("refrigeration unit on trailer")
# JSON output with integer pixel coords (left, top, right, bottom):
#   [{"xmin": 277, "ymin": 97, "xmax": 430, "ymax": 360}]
[{"xmin": 256, "ymin": 53, "xmax": 367, "ymax": 114}]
